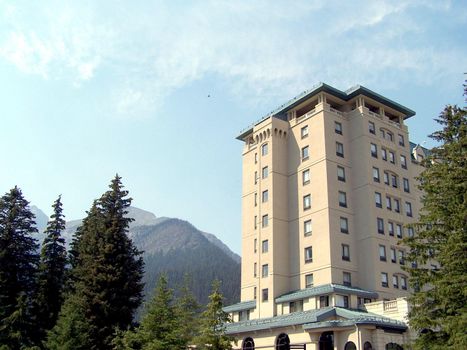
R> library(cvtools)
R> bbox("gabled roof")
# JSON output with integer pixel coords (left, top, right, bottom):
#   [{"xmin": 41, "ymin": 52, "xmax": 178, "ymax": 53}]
[
  {"xmin": 237, "ymin": 82, "xmax": 415, "ymax": 140},
  {"xmin": 223, "ymin": 300, "xmax": 256, "ymax": 313},
  {"xmin": 225, "ymin": 307, "xmax": 407, "ymax": 334},
  {"xmin": 275, "ymin": 284, "xmax": 378, "ymax": 303}
]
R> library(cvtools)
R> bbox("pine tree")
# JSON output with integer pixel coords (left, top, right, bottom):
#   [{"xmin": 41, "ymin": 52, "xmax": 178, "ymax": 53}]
[
  {"xmin": 49, "ymin": 175, "xmax": 144, "ymax": 349},
  {"xmin": 175, "ymin": 274, "xmax": 201, "ymax": 347},
  {"xmin": 194, "ymin": 280, "xmax": 234, "ymax": 350},
  {"xmin": 35, "ymin": 196, "xmax": 67, "ymax": 343},
  {"xmin": 0, "ymin": 187, "xmax": 39, "ymax": 349},
  {"xmin": 403, "ymin": 83, "xmax": 467, "ymax": 349}
]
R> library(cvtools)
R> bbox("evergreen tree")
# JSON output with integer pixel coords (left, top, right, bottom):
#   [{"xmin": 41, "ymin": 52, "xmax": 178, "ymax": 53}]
[
  {"xmin": 49, "ymin": 175, "xmax": 144, "ymax": 349},
  {"xmin": 0, "ymin": 187, "xmax": 39, "ymax": 349},
  {"xmin": 35, "ymin": 196, "xmax": 67, "ymax": 343},
  {"xmin": 175, "ymin": 274, "xmax": 201, "ymax": 347},
  {"xmin": 194, "ymin": 280, "xmax": 234, "ymax": 350},
  {"xmin": 403, "ymin": 83, "xmax": 467, "ymax": 349}
]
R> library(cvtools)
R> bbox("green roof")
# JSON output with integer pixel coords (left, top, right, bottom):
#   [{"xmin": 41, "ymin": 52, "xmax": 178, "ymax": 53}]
[
  {"xmin": 223, "ymin": 300, "xmax": 256, "ymax": 313},
  {"xmin": 275, "ymin": 284, "xmax": 378, "ymax": 303},
  {"xmin": 237, "ymin": 82, "xmax": 416, "ymax": 140}
]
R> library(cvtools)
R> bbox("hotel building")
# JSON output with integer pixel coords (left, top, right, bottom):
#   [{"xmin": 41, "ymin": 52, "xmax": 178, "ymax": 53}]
[{"xmin": 224, "ymin": 83, "xmax": 428, "ymax": 350}]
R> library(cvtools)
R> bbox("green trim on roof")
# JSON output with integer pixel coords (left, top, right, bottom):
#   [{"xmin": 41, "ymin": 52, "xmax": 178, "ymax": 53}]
[
  {"xmin": 275, "ymin": 284, "xmax": 378, "ymax": 303},
  {"xmin": 223, "ymin": 300, "xmax": 256, "ymax": 313}
]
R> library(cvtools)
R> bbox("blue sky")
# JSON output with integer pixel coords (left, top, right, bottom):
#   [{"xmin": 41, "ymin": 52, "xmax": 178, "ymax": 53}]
[{"xmin": 1, "ymin": 0, "xmax": 466, "ymax": 254}]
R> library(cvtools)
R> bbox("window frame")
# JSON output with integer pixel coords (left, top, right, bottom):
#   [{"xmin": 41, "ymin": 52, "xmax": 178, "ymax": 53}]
[
  {"xmin": 301, "ymin": 145, "xmax": 309, "ymax": 161},
  {"xmin": 301, "ymin": 125, "xmax": 309, "ymax": 139},
  {"xmin": 371, "ymin": 143, "xmax": 378, "ymax": 158},
  {"xmin": 302, "ymin": 169, "xmax": 310, "ymax": 185},
  {"xmin": 304, "ymin": 219, "xmax": 312, "ymax": 236},
  {"xmin": 261, "ymin": 143, "xmax": 268, "ymax": 156},
  {"xmin": 304, "ymin": 246, "xmax": 313, "ymax": 263},
  {"xmin": 342, "ymin": 244, "xmax": 350, "ymax": 261},
  {"xmin": 340, "ymin": 217, "xmax": 349, "ymax": 234},
  {"xmin": 337, "ymin": 166, "xmax": 346, "ymax": 182},
  {"xmin": 338, "ymin": 191, "xmax": 347, "ymax": 208},
  {"xmin": 379, "ymin": 245, "xmax": 387, "ymax": 261},
  {"xmin": 336, "ymin": 142, "xmax": 344, "ymax": 157},
  {"xmin": 381, "ymin": 272, "xmax": 389, "ymax": 287},
  {"xmin": 303, "ymin": 194, "xmax": 311, "ymax": 210}
]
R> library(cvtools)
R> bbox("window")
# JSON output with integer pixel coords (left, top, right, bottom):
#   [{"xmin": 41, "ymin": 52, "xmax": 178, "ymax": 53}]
[
  {"xmin": 377, "ymin": 217, "xmax": 385, "ymax": 234},
  {"xmin": 254, "ymin": 287, "xmax": 257, "ymax": 299},
  {"xmin": 254, "ymin": 238, "xmax": 257, "ymax": 253},
  {"xmin": 254, "ymin": 215, "xmax": 257, "ymax": 230},
  {"xmin": 384, "ymin": 172, "xmax": 389, "ymax": 185},
  {"xmin": 393, "ymin": 275, "xmax": 399, "ymax": 288},
  {"xmin": 262, "ymin": 264, "xmax": 268, "ymax": 278},
  {"xmin": 343, "ymin": 272, "xmax": 352, "ymax": 286},
  {"xmin": 369, "ymin": 121, "xmax": 375, "ymax": 134},
  {"xmin": 262, "ymin": 190, "xmax": 268, "ymax": 203},
  {"xmin": 386, "ymin": 196, "xmax": 392, "ymax": 210},
  {"xmin": 319, "ymin": 295, "xmax": 329, "ymax": 308},
  {"xmin": 396, "ymin": 224, "xmax": 403, "ymax": 238},
  {"xmin": 262, "ymin": 214, "xmax": 268, "ymax": 228},
  {"xmin": 254, "ymin": 263, "xmax": 257, "ymax": 277},
  {"xmin": 388, "ymin": 221, "xmax": 394, "ymax": 236},
  {"xmin": 304, "ymin": 246, "xmax": 313, "ymax": 263},
  {"xmin": 406, "ymin": 202, "xmax": 413, "ymax": 217},
  {"xmin": 305, "ymin": 273, "xmax": 314, "ymax": 288},
  {"xmin": 262, "ymin": 166, "xmax": 268, "ymax": 179},
  {"xmin": 340, "ymin": 217, "xmax": 349, "ymax": 234},
  {"xmin": 387, "ymin": 132, "xmax": 394, "ymax": 142},
  {"xmin": 382, "ymin": 148, "xmax": 387, "ymax": 161},
  {"xmin": 254, "ymin": 153, "xmax": 258, "ymax": 164},
  {"xmin": 389, "ymin": 151, "xmax": 395, "ymax": 164},
  {"xmin": 301, "ymin": 125, "xmax": 309, "ymax": 138},
  {"xmin": 301, "ymin": 146, "xmax": 309, "ymax": 161},
  {"xmin": 398, "ymin": 250, "xmax": 405, "ymax": 265},
  {"xmin": 408, "ymin": 227, "xmax": 414, "ymax": 238},
  {"xmin": 304, "ymin": 219, "xmax": 312, "ymax": 236},
  {"xmin": 262, "ymin": 288, "xmax": 268, "ymax": 302},
  {"xmin": 261, "ymin": 143, "xmax": 268, "ymax": 156},
  {"xmin": 401, "ymin": 276, "xmax": 407, "ymax": 290},
  {"xmin": 375, "ymin": 192, "xmax": 382, "ymax": 208},
  {"xmin": 403, "ymin": 178, "xmax": 410, "ymax": 192},
  {"xmin": 379, "ymin": 245, "xmax": 387, "ymax": 261},
  {"xmin": 400, "ymin": 154, "xmax": 407, "ymax": 169},
  {"xmin": 254, "ymin": 171, "xmax": 258, "ymax": 184},
  {"xmin": 254, "ymin": 193, "xmax": 257, "ymax": 206},
  {"xmin": 394, "ymin": 198, "xmax": 400, "ymax": 213},
  {"xmin": 335, "ymin": 121, "xmax": 343, "ymax": 135},
  {"xmin": 289, "ymin": 300, "xmax": 303, "ymax": 313},
  {"xmin": 303, "ymin": 194, "xmax": 311, "ymax": 210},
  {"xmin": 342, "ymin": 244, "xmax": 350, "ymax": 261},
  {"xmin": 373, "ymin": 167, "xmax": 380, "ymax": 182},
  {"xmin": 339, "ymin": 191, "xmax": 347, "ymax": 208},
  {"xmin": 371, "ymin": 143, "xmax": 378, "ymax": 158},
  {"xmin": 336, "ymin": 294, "xmax": 349, "ymax": 308},
  {"xmin": 239, "ymin": 310, "xmax": 250, "ymax": 321},
  {"xmin": 336, "ymin": 142, "xmax": 344, "ymax": 157},
  {"xmin": 262, "ymin": 239, "xmax": 268, "ymax": 253},
  {"xmin": 391, "ymin": 248, "xmax": 397, "ymax": 263},
  {"xmin": 302, "ymin": 169, "xmax": 310, "ymax": 185},
  {"xmin": 398, "ymin": 134, "xmax": 405, "ymax": 147},
  {"xmin": 381, "ymin": 272, "xmax": 389, "ymax": 287},
  {"xmin": 391, "ymin": 174, "xmax": 398, "ymax": 188},
  {"xmin": 337, "ymin": 166, "xmax": 346, "ymax": 182},
  {"xmin": 380, "ymin": 129, "xmax": 385, "ymax": 138}
]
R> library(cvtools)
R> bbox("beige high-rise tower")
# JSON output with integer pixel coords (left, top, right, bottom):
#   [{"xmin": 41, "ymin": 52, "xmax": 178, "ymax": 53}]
[{"xmin": 224, "ymin": 83, "xmax": 428, "ymax": 350}]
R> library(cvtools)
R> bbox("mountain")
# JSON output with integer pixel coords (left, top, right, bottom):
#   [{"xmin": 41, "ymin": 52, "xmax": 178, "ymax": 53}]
[{"xmin": 30, "ymin": 205, "xmax": 49, "ymax": 242}]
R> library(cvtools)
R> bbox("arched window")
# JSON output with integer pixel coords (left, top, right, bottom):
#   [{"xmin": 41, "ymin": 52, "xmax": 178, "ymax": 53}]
[
  {"xmin": 344, "ymin": 341, "xmax": 357, "ymax": 350},
  {"xmin": 386, "ymin": 343, "xmax": 403, "ymax": 350},
  {"xmin": 364, "ymin": 341, "xmax": 373, "ymax": 350},
  {"xmin": 275, "ymin": 333, "xmax": 290, "ymax": 350},
  {"xmin": 242, "ymin": 337, "xmax": 255, "ymax": 350},
  {"xmin": 319, "ymin": 331, "xmax": 334, "ymax": 350}
]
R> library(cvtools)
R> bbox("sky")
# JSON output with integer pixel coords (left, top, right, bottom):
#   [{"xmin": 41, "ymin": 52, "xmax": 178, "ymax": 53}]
[{"xmin": 0, "ymin": 0, "xmax": 466, "ymax": 255}]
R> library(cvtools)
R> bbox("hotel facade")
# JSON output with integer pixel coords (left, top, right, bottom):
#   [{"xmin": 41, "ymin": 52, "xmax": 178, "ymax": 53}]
[{"xmin": 224, "ymin": 83, "xmax": 428, "ymax": 350}]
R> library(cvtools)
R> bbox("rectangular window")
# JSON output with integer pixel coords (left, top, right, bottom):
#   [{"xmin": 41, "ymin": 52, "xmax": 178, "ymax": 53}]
[
  {"xmin": 337, "ymin": 166, "xmax": 346, "ymax": 182},
  {"xmin": 391, "ymin": 248, "xmax": 397, "ymax": 263},
  {"xmin": 254, "ymin": 215, "xmax": 257, "ymax": 230},
  {"xmin": 393, "ymin": 275, "xmax": 399, "ymax": 288},
  {"xmin": 302, "ymin": 169, "xmax": 310, "ymax": 185},
  {"xmin": 303, "ymin": 194, "xmax": 311, "ymax": 210},
  {"xmin": 254, "ymin": 238, "xmax": 257, "ymax": 253},
  {"xmin": 380, "ymin": 129, "xmax": 385, "ymax": 138},
  {"xmin": 386, "ymin": 196, "xmax": 392, "ymax": 210},
  {"xmin": 379, "ymin": 245, "xmax": 387, "ymax": 261},
  {"xmin": 381, "ymin": 272, "xmax": 389, "ymax": 287},
  {"xmin": 373, "ymin": 167, "xmax": 380, "ymax": 182},
  {"xmin": 401, "ymin": 155, "xmax": 407, "ymax": 169},
  {"xmin": 384, "ymin": 172, "xmax": 389, "ymax": 185},
  {"xmin": 342, "ymin": 244, "xmax": 350, "ymax": 261},
  {"xmin": 262, "ymin": 214, "xmax": 269, "ymax": 228},
  {"xmin": 302, "ymin": 146, "xmax": 309, "ymax": 161},
  {"xmin": 377, "ymin": 217, "xmax": 384, "ymax": 234},
  {"xmin": 301, "ymin": 125, "xmax": 309, "ymax": 138},
  {"xmin": 304, "ymin": 219, "xmax": 312, "ymax": 236},
  {"xmin": 408, "ymin": 227, "xmax": 414, "ymax": 238},
  {"xmin": 304, "ymin": 246, "xmax": 313, "ymax": 263},
  {"xmin": 406, "ymin": 202, "xmax": 413, "ymax": 217},
  {"xmin": 391, "ymin": 174, "xmax": 398, "ymax": 188},
  {"xmin": 371, "ymin": 143, "xmax": 378, "ymax": 158},
  {"xmin": 399, "ymin": 250, "xmax": 405, "ymax": 265},
  {"xmin": 387, "ymin": 132, "xmax": 394, "ymax": 142},
  {"xmin": 388, "ymin": 221, "xmax": 394, "ymax": 236},
  {"xmin": 335, "ymin": 121, "xmax": 343, "ymax": 135},
  {"xmin": 375, "ymin": 192, "xmax": 382, "ymax": 208},
  {"xmin": 340, "ymin": 217, "xmax": 349, "ymax": 234},
  {"xmin": 338, "ymin": 191, "xmax": 347, "ymax": 208},
  {"xmin": 369, "ymin": 121, "xmax": 375, "ymax": 134},
  {"xmin": 389, "ymin": 151, "xmax": 395, "ymax": 164},
  {"xmin": 254, "ymin": 193, "xmax": 257, "ymax": 206},
  {"xmin": 401, "ymin": 276, "xmax": 407, "ymax": 290},
  {"xmin": 319, "ymin": 295, "xmax": 329, "ymax": 308},
  {"xmin": 343, "ymin": 272, "xmax": 352, "ymax": 286},
  {"xmin": 262, "ymin": 264, "xmax": 268, "ymax": 278},
  {"xmin": 239, "ymin": 310, "xmax": 250, "ymax": 321},
  {"xmin": 262, "ymin": 166, "xmax": 268, "ymax": 179},
  {"xmin": 289, "ymin": 300, "xmax": 303, "ymax": 313},
  {"xmin": 262, "ymin": 239, "xmax": 268, "ymax": 253},
  {"xmin": 336, "ymin": 142, "xmax": 344, "ymax": 157},
  {"xmin": 396, "ymin": 224, "xmax": 403, "ymax": 238},
  {"xmin": 254, "ymin": 287, "xmax": 257, "ymax": 299},
  {"xmin": 382, "ymin": 148, "xmax": 387, "ymax": 161},
  {"xmin": 262, "ymin": 190, "xmax": 268, "ymax": 203},
  {"xmin": 254, "ymin": 171, "xmax": 258, "ymax": 184},
  {"xmin": 394, "ymin": 198, "xmax": 400, "ymax": 213},
  {"xmin": 262, "ymin": 288, "xmax": 268, "ymax": 302},
  {"xmin": 254, "ymin": 262, "xmax": 257, "ymax": 277},
  {"xmin": 261, "ymin": 143, "xmax": 268, "ymax": 156},
  {"xmin": 254, "ymin": 153, "xmax": 258, "ymax": 164},
  {"xmin": 305, "ymin": 273, "xmax": 314, "ymax": 288},
  {"xmin": 398, "ymin": 134, "xmax": 405, "ymax": 147},
  {"xmin": 403, "ymin": 178, "xmax": 410, "ymax": 193}
]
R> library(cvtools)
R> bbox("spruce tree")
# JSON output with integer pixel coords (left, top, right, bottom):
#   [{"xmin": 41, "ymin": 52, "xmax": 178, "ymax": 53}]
[
  {"xmin": 35, "ymin": 195, "xmax": 67, "ymax": 343},
  {"xmin": 175, "ymin": 274, "xmax": 201, "ymax": 347},
  {"xmin": 0, "ymin": 187, "xmax": 39, "ymax": 349},
  {"xmin": 194, "ymin": 280, "xmax": 234, "ymax": 350},
  {"xmin": 403, "ymin": 83, "xmax": 467, "ymax": 349}
]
